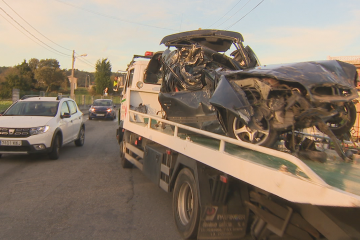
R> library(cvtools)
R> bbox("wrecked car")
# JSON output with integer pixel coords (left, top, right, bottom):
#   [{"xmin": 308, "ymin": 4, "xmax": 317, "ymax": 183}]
[{"xmin": 145, "ymin": 29, "xmax": 359, "ymax": 160}]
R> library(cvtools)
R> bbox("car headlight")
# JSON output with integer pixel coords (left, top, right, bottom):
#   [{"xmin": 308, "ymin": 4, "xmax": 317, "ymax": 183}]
[
  {"xmin": 30, "ymin": 126, "xmax": 50, "ymax": 135},
  {"xmin": 107, "ymin": 108, "xmax": 111, "ymax": 112},
  {"xmin": 90, "ymin": 108, "xmax": 95, "ymax": 112}
]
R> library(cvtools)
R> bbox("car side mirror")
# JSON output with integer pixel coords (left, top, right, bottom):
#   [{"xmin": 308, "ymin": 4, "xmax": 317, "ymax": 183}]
[
  {"xmin": 61, "ymin": 112, "xmax": 71, "ymax": 118},
  {"xmin": 113, "ymin": 105, "xmax": 116, "ymax": 108}
]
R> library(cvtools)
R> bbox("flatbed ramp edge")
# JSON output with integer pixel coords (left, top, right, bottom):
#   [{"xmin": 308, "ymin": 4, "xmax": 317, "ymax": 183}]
[{"xmin": 123, "ymin": 109, "xmax": 360, "ymax": 208}]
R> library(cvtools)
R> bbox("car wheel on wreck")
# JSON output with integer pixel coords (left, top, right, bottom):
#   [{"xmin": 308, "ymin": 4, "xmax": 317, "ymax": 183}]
[
  {"xmin": 227, "ymin": 114, "xmax": 278, "ymax": 147},
  {"xmin": 321, "ymin": 101, "xmax": 357, "ymax": 137}
]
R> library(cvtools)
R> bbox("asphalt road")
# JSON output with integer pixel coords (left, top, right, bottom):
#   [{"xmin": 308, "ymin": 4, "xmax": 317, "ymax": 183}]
[{"xmin": 0, "ymin": 116, "xmax": 183, "ymax": 240}]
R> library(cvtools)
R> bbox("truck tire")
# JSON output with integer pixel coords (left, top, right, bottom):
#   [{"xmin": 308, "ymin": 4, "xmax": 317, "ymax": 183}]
[
  {"xmin": 120, "ymin": 137, "xmax": 133, "ymax": 168},
  {"xmin": 173, "ymin": 168, "xmax": 200, "ymax": 239}
]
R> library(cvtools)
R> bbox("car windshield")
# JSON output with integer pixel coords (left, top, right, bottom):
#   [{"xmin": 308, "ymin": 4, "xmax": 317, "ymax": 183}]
[
  {"xmin": 3, "ymin": 101, "xmax": 59, "ymax": 117},
  {"xmin": 93, "ymin": 100, "xmax": 112, "ymax": 106}
]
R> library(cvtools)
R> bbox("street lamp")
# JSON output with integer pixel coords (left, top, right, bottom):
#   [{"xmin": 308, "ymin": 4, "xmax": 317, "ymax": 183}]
[{"xmin": 70, "ymin": 50, "xmax": 87, "ymax": 99}]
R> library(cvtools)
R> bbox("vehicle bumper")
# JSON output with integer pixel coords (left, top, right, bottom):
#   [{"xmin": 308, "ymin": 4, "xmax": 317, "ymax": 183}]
[
  {"xmin": 0, "ymin": 132, "xmax": 53, "ymax": 154},
  {"xmin": 0, "ymin": 140, "xmax": 51, "ymax": 154},
  {"xmin": 89, "ymin": 112, "xmax": 114, "ymax": 119}
]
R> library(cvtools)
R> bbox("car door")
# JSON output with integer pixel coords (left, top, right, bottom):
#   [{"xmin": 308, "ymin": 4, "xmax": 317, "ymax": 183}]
[
  {"xmin": 67, "ymin": 100, "xmax": 82, "ymax": 141},
  {"xmin": 59, "ymin": 101, "xmax": 73, "ymax": 144}
]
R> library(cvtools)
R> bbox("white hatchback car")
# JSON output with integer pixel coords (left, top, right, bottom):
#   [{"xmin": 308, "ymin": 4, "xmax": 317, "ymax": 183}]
[{"xmin": 0, "ymin": 96, "xmax": 85, "ymax": 159}]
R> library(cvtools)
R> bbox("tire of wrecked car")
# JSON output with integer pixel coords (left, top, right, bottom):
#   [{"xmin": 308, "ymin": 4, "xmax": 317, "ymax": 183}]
[
  {"xmin": 320, "ymin": 101, "xmax": 357, "ymax": 137},
  {"xmin": 227, "ymin": 114, "xmax": 278, "ymax": 148}
]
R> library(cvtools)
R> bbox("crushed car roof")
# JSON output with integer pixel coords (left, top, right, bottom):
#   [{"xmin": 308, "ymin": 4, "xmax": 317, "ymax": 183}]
[
  {"xmin": 223, "ymin": 60, "xmax": 357, "ymax": 87},
  {"xmin": 160, "ymin": 29, "xmax": 244, "ymax": 52}
]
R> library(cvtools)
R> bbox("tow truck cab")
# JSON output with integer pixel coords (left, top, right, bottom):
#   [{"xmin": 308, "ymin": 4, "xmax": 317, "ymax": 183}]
[{"xmin": 119, "ymin": 52, "xmax": 163, "ymax": 125}]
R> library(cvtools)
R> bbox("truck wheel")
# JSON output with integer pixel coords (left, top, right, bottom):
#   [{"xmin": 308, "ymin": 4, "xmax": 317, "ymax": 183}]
[
  {"xmin": 120, "ymin": 138, "xmax": 132, "ymax": 168},
  {"xmin": 49, "ymin": 134, "xmax": 61, "ymax": 160},
  {"xmin": 173, "ymin": 168, "xmax": 200, "ymax": 239}
]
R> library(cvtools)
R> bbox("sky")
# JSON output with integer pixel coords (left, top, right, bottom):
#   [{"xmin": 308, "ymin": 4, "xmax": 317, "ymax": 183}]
[{"xmin": 0, "ymin": 0, "xmax": 359, "ymax": 73}]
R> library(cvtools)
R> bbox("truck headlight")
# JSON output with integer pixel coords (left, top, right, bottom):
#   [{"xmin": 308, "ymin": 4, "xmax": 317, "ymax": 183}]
[{"xmin": 30, "ymin": 126, "xmax": 50, "ymax": 135}]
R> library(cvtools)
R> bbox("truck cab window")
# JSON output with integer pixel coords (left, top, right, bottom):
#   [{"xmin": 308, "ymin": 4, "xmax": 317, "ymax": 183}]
[{"xmin": 128, "ymin": 69, "xmax": 134, "ymax": 88}]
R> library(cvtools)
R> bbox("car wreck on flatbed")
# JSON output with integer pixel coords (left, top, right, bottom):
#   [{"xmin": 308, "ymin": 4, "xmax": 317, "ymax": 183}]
[{"xmin": 144, "ymin": 29, "xmax": 359, "ymax": 162}]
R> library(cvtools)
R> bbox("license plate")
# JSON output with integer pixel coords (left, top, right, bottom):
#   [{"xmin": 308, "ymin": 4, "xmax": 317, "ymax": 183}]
[
  {"xmin": 0, "ymin": 140, "xmax": 22, "ymax": 146},
  {"xmin": 96, "ymin": 114, "xmax": 105, "ymax": 116}
]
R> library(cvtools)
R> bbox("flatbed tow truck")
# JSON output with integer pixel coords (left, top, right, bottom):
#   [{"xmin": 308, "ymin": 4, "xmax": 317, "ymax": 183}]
[{"xmin": 116, "ymin": 52, "xmax": 360, "ymax": 240}]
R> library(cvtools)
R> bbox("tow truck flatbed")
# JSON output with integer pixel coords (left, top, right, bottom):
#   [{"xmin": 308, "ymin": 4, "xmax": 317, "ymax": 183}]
[{"xmin": 126, "ymin": 110, "xmax": 360, "ymax": 207}]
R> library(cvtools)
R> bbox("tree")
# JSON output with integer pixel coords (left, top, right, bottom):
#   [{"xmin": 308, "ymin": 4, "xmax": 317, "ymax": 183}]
[
  {"xmin": 95, "ymin": 58, "xmax": 112, "ymax": 95},
  {"xmin": 34, "ymin": 59, "xmax": 66, "ymax": 92},
  {"xmin": 16, "ymin": 60, "xmax": 36, "ymax": 88},
  {"xmin": 28, "ymin": 58, "xmax": 39, "ymax": 73},
  {"xmin": 0, "ymin": 67, "xmax": 32, "ymax": 98}
]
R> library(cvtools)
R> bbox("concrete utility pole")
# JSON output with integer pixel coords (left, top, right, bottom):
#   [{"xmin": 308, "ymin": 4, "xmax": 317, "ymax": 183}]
[
  {"xmin": 85, "ymin": 75, "xmax": 90, "ymax": 88},
  {"xmin": 70, "ymin": 50, "xmax": 75, "ymax": 99},
  {"xmin": 70, "ymin": 50, "xmax": 87, "ymax": 99}
]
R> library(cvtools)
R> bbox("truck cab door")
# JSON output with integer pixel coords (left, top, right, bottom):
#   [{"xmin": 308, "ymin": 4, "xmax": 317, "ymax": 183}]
[{"xmin": 120, "ymin": 68, "xmax": 134, "ymax": 122}]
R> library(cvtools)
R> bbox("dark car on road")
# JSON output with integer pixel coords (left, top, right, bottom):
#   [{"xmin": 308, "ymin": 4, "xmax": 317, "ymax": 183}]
[{"xmin": 89, "ymin": 99, "xmax": 116, "ymax": 120}]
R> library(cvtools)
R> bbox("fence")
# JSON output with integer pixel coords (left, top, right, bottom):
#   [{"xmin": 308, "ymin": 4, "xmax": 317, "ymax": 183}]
[
  {"xmin": 74, "ymin": 95, "xmax": 122, "ymax": 107},
  {"xmin": 0, "ymin": 93, "xmax": 122, "ymax": 112}
]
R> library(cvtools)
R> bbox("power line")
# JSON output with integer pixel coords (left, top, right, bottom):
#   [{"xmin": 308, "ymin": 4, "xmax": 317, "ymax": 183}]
[
  {"xmin": 53, "ymin": 0, "xmax": 178, "ymax": 32},
  {"xmin": 207, "ymin": 0, "xmax": 243, "ymax": 28},
  {"xmin": 0, "ymin": 11, "xmax": 72, "ymax": 58},
  {"xmin": 75, "ymin": 54, "xmax": 94, "ymax": 66},
  {"xmin": 0, "ymin": 6, "xmax": 72, "ymax": 57},
  {"xmin": 226, "ymin": 0, "xmax": 265, "ymax": 30},
  {"xmin": 76, "ymin": 57, "xmax": 94, "ymax": 69},
  {"xmin": 1, "ymin": 0, "xmax": 72, "ymax": 52},
  {"xmin": 215, "ymin": 0, "xmax": 252, "ymax": 29}
]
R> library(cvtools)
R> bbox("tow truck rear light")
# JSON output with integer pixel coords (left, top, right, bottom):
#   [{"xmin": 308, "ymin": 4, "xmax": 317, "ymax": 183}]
[
  {"xmin": 220, "ymin": 175, "xmax": 228, "ymax": 183},
  {"xmin": 145, "ymin": 51, "xmax": 153, "ymax": 56}
]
